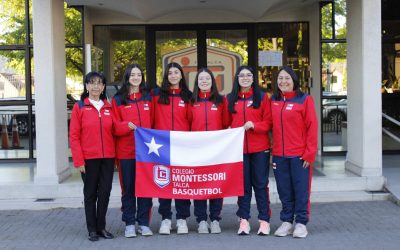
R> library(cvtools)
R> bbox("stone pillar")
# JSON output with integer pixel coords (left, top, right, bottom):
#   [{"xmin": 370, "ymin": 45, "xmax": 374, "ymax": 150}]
[
  {"xmin": 345, "ymin": 0, "xmax": 382, "ymax": 177},
  {"xmin": 308, "ymin": 2, "xmax": 322, "ymax": 156},
  {"xmin": 32, "ymin": 0, "xmax": 70, "ymax": 184}
]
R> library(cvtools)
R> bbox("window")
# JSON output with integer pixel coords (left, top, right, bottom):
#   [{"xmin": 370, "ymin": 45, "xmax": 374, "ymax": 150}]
[{"xmin": 320, "ymin": 0, "xmax": 347, "ymax": 153}]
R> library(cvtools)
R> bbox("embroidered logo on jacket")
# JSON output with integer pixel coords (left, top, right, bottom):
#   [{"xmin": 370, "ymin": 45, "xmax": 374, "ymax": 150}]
[
  {"xmin": 286, "ymin": 104, "xmax": 294, "ymax": 110},
  {"xmin": 178, "ymin": 100, "xmax": 185, "ymax": 107}
]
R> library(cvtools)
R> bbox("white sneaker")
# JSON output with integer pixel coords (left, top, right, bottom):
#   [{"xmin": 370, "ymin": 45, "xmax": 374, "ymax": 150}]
[
  {"xmin": 237, "ymin": 218, "xmax": 250, "ymax": 235},
  {"xmin": 124, "ymin": 225, "xmax": 137, "ymax": 238},
  {"xmin": 138, "ymin": 225, "xmax": 153, "ymax": 236},
  {"xmin": 293, "ymin": 223, "xmax": 308, "ymax": 238},
  {"xmin": 274, "ymin": 222, "xmax": 294, "ymax": 237},
  {"xmin": 257, "ymin": 220, "xmax": 270, "ymax": 235},
  {"xmin": 176, "ymin": 219, "xmax": 189, "ymax": 234},
  {"xmin": 210, "ymin": 220, "xmax": 221, "ymax": 234},
  {"xmin": 197, "ymin": 220, "xmax": 209, "ymax": 234},
  {"xmin": 159, "ymin": 219, "xmax": 172, "ymax": 235}
]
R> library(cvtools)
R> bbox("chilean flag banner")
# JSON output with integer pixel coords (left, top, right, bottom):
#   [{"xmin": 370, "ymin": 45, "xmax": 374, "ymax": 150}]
[{"xmin": 135, "ymin": 127, "xmax": 244, "ymax": 199}]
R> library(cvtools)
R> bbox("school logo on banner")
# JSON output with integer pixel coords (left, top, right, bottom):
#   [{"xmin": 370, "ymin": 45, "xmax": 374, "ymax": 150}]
[
  {"xmin": 153, "ymin": 165, "xmax": 170, "ymax": 188},
  {"xmin": 135, "ymin": 127, "xmax": 245, "ymax": 199}
]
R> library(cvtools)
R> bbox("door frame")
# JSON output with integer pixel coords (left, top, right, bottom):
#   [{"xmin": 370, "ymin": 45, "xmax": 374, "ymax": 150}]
[{"xmin": 145, "ymin": 23, "xmax": 257, "ymax": 89}]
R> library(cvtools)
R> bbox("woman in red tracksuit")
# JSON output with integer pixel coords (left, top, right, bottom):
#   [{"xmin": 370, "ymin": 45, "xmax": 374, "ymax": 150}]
[
  {"xmin": 152, "ymin": 62, "xmax": 192, "ymax": 235},
  {"xmin": 112, "ymin": 64, "xmax": 153, "ymax": 238},
  {"xmin": 70, "ymin": 72, "xmax": 130, "ymax": 241},
  {"xmin": 271, "ymin": 66, "xmax": 318, "ymax": 238},
  {"xmin": 188, "ymin": 68, "xmax": 229, "ymax": 234},
  {"xmin": 226, "ymin": 65, "xmax": 272, "ymax": 236}
]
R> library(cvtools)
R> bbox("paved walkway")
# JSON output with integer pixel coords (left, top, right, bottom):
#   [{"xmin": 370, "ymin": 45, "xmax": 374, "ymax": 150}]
[{"xmin": 1, "ymin": 201, "xmax": 399, "ymax": 250}]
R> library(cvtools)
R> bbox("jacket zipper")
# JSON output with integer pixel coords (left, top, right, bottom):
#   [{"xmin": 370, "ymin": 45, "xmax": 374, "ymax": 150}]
[
  {"xmin": 171, "ymin": 90, "xmax": 175, "ymax": 130},
  {"xmin": 280, "ymin": 96, "xmax": 286, "ymax": 156},
  {"xmin": 243, "ymin": 94, "xmax": 249, "ymax": 154},
  {"xmin": 204, "ymin": 96, "xmax": 208, "ymax": 131},
  {"xmin": 99, "ymin": 110, "xmax": 105, "ymax": 158},
  {"xmin": 134, "ymin": 95, "xmax": 142, "ymax": 127}
]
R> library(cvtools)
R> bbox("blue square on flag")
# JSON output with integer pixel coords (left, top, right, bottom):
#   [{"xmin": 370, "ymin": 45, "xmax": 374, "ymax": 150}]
[{"xmin": 135, "ymin": 128, "xmax": 170, "ymax": 165}]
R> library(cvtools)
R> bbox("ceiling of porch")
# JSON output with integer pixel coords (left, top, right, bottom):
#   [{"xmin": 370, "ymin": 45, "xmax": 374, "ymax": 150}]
[{"xmin": 66, "ymin": 0, "xmax": 320, "ymax": 22}]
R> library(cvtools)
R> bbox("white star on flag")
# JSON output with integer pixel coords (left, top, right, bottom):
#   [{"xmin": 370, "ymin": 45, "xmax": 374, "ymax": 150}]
[{"xmin": 144, "ymin": 136, "xmax": 163, "ymax": 157}]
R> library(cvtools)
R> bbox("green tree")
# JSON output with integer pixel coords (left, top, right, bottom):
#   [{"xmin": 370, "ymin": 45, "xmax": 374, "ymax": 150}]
[{"xmin": 0, "ymin": 1, "xmax": 83, "ymax": 78}]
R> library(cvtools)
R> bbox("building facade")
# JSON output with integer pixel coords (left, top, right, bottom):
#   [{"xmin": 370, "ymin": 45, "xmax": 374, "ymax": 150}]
[{"xmin": 1, "ymin": 0, "xmax": 398, "ymax": 195}]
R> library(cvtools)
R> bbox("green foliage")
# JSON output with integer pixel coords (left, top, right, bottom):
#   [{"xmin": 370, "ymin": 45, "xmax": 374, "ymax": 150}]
[
  {"xmin": 112, "ymin": 40, "xmax": 146, "ymax": 82},
  {"xmin": 0, "ymin": 0, "xmax": 83, "ymax": 79},
  {"xmin": 0, "ymin": 0, "xmax": 26, "ymax": 44},
  {"xmin": 321, "ymin": 0, "xmax": 347, "ymax": 91}
]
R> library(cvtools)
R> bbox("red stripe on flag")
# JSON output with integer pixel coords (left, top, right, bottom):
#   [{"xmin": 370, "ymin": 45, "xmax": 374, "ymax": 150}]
[{"xmin": 135, "ymin": 161, "xmax": 244, "ymax": 199}]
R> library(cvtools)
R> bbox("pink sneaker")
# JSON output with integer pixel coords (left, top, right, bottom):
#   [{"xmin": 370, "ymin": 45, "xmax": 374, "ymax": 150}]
[
  {"xmin": 257, "ymin": 220, "xmax": 270, "ymax": 235},
  {"xmin": 237, "ymin": 218, "xmax": 250, "ymax": 235}
]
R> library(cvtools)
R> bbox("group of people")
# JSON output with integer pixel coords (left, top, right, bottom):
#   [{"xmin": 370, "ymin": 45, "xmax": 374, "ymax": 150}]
[{"xmin": 69, "ymin": 62, "xmax": 317, "ymax": 241}]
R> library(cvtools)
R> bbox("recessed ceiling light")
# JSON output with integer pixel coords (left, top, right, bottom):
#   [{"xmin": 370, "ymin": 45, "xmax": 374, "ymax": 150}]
[
  {"xmin": 98, "ymin": 3, "xmax": 104, "ymax": 6},
  {"xmin": 200, "ymin": 0, "xmax": 207, "ymax": 3}
]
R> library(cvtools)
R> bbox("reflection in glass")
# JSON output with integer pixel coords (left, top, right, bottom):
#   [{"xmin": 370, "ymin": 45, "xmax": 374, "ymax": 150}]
[
  {"xmin": 322, "ymin": 97, "xmax": 347, "ymax": 152},
  {"xmin": 0, "ymin": 105, "xmax": 31, "ymax": 158},
  {"xmin": 112, "ymin": 40, "xmax": 146, "ymax": 82},
  {"xmin": 0, "ymin": 50, "xmax": 26, "ymax": 100},
  {"xmin": 65, "ymin": 48, "xmax": 84, "ymax": 99},
  {"xmin": 206, "ymin": 30, "xmax": 246, "ymax": 95},
  {"xmin": 64, "ymin": 4, "xmax": 82, "ymax": 45},
  {"xmin": 321, "ymin": 2, "xmax": 333, "ymax": 40},
  {"xmin": 257, "ymin": 23, "xmax": 309, "ymax": 95},
  {"xmin": 30, "ymin": 48, "xmax": 34, "ymax": 96},
  {"xmin": 156, "ymin": 31, "xmax": 197, "ymax": 86},
  {"xmin": 334, "ymin": 0, "xmax": 347, "ymax": 39},
  {"xmin": 94, "ymin": 26, "xmax": 146, "ymax": 83},
  {"xmin": 0, "ymin": 0, "xmax": 26, "ymax": 45},
  {"xmin": 321, "ymin": 43, "xmax": 347, "ymax": 96}
]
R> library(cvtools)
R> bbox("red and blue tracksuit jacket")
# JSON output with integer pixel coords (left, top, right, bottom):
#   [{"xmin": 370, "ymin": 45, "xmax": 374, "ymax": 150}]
[
  {"xmin": 69, "ymin": 98, "xmax": 130, "ymax": 167},
  {"xmin": 152, "ymin": 88, "xmax": 191, "ymax": 131},
  {"xmin": 270, "ymin": 91, "xmax": 318, "ymax": 163},
  {"xmin": 112, "ymin": 92, "xmax": 153, "ymax": 159},
  {"xmin": 226, "ymin": 89, "xmax": 272, "ymax": 153},
  {"xmin": 188, "ymin": 91, "xmax": 229, "ymax": 131}
]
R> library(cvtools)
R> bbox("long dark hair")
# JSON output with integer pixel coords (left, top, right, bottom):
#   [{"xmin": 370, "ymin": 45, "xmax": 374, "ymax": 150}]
[
  {"xmin": 80, "ymin": 71, "xmax": 107, "ymax": 101},
  {"xmin": 272, "ymin": 66, "xmax": 304, "ymax": 100},
  {"xmin": 158, "ymin": 62, "xmax": 192, "ymax": 104},
  {"xmin": 115, "ymin": 64, "xmax": 148, "ymax": 104},
  {"xmin": 227, "ymin": 65, "xmax": 261, "ymax": 113},
  {"xmin": 191, "ymin": 68, "xmax": 223, "ymax": 106}
]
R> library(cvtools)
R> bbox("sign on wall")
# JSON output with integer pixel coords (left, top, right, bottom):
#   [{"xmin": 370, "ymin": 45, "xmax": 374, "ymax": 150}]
[{"xmin": 162, "ymin": 46, "xmax": 242, "ymax": 95}]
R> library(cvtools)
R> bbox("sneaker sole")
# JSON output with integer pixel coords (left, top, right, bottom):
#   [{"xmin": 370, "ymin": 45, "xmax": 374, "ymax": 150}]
[
  {"xmin": 238, "ymin": 231, "xmax": 250, "ymax": 236},
  {"xmin": 124, "ymin": 233, "xmax": 137, "ymax": 238},
  {"xmin": 138, "ymin": 231, "xmax": 153, "ymax": 236},
  {"xmin": 293, "ymin": 233, "xmax": 308, "ymax": 238},
  {"xmin": 158, "ymin": 230, "xmax": 171, "ymax": 235},
  {"xmin": 177, "ymin": 230, "xmax": 189, "ymax": 234},
  {"xmin": 257, "ymin": 232, "xmax": 270, "ymax": 236},
  {"xmin": 274, "ymin": 230, "xmax": 293, "ymax": 237},
  {"xmin": 210, "ymin": 230, "xmax": 221, "ymax": 234}
]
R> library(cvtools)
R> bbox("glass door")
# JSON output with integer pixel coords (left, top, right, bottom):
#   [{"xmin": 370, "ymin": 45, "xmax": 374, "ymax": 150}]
[
  {"xmin": 206, "ymin": 29, "xmax": 247, "ymax": 95},
  {"xmin": 155, "ymin": 30, "xmax": 197, "ymax": 87}
]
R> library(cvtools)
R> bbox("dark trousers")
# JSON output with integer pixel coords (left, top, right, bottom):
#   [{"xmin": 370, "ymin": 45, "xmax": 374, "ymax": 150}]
[
  {"xmin": 158, "ymin": 198, "xmax": 191, "ymax": 220},
  {"xmin": 194, "ymin": 198, "xmax": 223, "ymax": 223},
  {"xmin": 119, "ymin": 159, "xmax": 153, "ymax": 226},
  {"xmin": 272, "ymin": 156, "xmax": 312, "ymax": 225},
  {"xmin": 81, "ymin": 158, "xmax": 114, "ymax": 233},
  {"xmin": 236, "ymin": 151, "xmax": 271, "ymax": 222}
]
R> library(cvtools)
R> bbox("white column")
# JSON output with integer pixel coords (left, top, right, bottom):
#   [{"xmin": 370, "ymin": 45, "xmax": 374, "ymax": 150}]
[
  {"xmin": 308, "ymin": 2, "xmax": 322, "ymax": 156},
  {"xmin": 345, "ymin": 0, "xmax": 382, "ymax": 177},
  {"xmin": 32, "ymin": 0, "xmax": 70, "ymax": 184}
]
